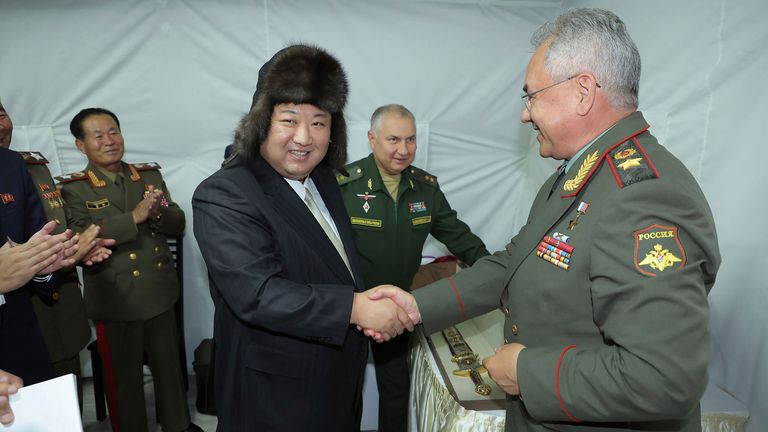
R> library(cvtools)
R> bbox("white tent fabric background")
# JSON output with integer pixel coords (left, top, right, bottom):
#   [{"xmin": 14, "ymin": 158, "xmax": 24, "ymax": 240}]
[{"xmin": 0, "ymin": 0, "xmax": 765, "ymax": 430}]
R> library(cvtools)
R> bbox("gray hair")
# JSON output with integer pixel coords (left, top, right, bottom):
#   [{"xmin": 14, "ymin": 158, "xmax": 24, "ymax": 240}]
[
  {"xmin": 370, "ymin": 104, "xmax": 415, "ymax": 137},
  {"xmin": 531, "ymin": 8, "xmax": 640, "ymax": 110}
]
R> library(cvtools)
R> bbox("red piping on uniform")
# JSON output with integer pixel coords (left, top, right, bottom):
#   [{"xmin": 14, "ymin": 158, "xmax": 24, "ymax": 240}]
[
  {"xmin": 606, "ymin": 156, "xmax": 624, "ymax": 188},
  {"xmin": 96, "ymin": 322, "xmax": 121, "ymax": 432},
  {"xmin": 632, "ymin": 137, "xmax": 660, "ymax": 178},
  {"xmin": 556, "ymin": 344, "xmax": 581, "ymax": 423},
  {"xmin": 446, "ymin": 277, "xmax": 466, "ymax": 321}
]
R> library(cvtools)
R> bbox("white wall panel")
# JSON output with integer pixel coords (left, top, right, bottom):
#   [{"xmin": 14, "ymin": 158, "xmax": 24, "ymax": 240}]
[{"xmin": 2, "ymin": 0, "xmax": 764, "ymax": 429}]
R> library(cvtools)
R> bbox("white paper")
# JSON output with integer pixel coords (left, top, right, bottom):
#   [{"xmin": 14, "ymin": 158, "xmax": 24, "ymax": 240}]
[{"xmin": 2, "ymin": 373, "xmax": 82, "ymax": 431}]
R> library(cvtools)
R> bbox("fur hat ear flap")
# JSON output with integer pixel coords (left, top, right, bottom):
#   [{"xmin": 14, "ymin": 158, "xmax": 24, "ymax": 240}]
[{"xmin": 234, "ymin": 44, "xmax": 349, "ymax": 168}]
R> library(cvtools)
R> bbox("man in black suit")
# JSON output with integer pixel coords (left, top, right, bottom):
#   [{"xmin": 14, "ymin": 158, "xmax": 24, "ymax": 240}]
[
  {"xmin": 193, "ymin": 44, "xmax": 413, "ymax": 431},
  {"xmin": 0, "ymin": 145, "xmax": 80, "ymax": 385}
]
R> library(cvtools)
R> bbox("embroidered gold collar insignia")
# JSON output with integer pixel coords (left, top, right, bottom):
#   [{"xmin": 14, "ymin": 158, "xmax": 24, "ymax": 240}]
[{"xmin": 563, "ymin": 151, "xmax": 599, "ymax": 192}]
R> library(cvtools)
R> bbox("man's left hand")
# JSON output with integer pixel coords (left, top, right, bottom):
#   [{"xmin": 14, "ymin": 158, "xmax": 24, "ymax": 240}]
[{"xmin": 484, "ymin": 342, "xmax": 526, "ymax": 395}]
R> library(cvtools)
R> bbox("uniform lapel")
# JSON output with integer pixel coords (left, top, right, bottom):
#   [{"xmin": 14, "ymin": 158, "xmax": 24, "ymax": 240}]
[
  {"xmin": 501, "ymin": 112, "xmax": 652, "ymax": 286},
  {"xmin": 122, "ymin": 163, "xmax": 146, "ymax": 212},
  {"xmin": 313, "ymin": 168, "xmax": 362, "ymax": 288},
  {"xmin": 248, "ymin": 157, "xmax": 354, "ymax": 285},
  {"xmin": 86, "ymin": 162, "xmax": 126, "ymax": 212}
]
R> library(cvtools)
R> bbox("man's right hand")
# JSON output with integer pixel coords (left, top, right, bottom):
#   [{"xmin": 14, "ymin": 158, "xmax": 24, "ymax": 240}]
[
  {"xmin": 350, "ymin": 289, "xmax": 416, "ymax": 341},
  {"xmin": 0, "ymin": 222, "xmax": 67, "ymax": 294},
  {"xmin": 364, "ymin": 285, "xmax": 422, "ymax": 343},
  {"xmin": 0, "ymin": 369, "xmax": 22, "ymax": 425}
]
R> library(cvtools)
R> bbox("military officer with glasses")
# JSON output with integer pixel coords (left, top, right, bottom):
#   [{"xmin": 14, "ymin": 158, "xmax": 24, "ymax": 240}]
[{"xmin": 369, "ymin": 9, "xmax": 720, "ymax": 432}]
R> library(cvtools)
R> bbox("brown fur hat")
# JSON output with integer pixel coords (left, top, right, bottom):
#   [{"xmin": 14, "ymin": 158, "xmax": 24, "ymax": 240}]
[{"xmin": 233, "ymin": 44, "xmax": 348, "ymax": 169}]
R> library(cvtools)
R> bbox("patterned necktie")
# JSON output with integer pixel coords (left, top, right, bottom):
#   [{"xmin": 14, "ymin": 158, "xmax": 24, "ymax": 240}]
[{"xmin": 304, "ymin": 187, "xmax": 353, "ymax": 278}]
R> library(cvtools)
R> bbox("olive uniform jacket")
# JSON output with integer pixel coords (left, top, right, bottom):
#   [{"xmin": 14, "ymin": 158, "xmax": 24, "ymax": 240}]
[
  {"xmin": 414, "ymin": 112, "xmax": 720, "ymax": 432},
  {"xmin": 192, "ymin": 155, "xmax": 368, "ymax": 432},
  {"xmin": 337, "ymin": 153, "xmax": 489, "ymax": 290},
  {"xmin": 21, "ymin": 152, "xmax": 90, "ymax": 363},
  {"xmin": 58, "ymin": 161, "xmax": 184, "ymax": 321}
]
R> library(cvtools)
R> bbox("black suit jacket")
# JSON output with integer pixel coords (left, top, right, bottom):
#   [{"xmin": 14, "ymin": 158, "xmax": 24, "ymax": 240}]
[
  {"xmin": 0, "ymin": 147, "xmax": 55, "ymax": 384},
  {"xmin": 192, "ymin": 154, "xmax": 367, "ymax": 432}
]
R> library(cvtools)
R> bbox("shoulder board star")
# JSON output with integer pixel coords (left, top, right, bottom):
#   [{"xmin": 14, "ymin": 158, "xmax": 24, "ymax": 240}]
[
  {"xmin": 55, "ymin": 171, "xmax": 88, "ymax": 184},
  {"xmin": 409, "ymin": 166, "xmax": 437, "ymax": 186},
  {"xmin": 19, "ymin": 151, "xmax": 49, "ymax": 165},
  {"xmin": 132, "ymin": 162, "xmax": 162, "ymax": 171},
  {"xmin": 617, "ymin": 157, "xmax": 643, "ymax": 170},
  {"xmin": 336, "ymin": 165, "xmax": 364, "ymax": 185}
]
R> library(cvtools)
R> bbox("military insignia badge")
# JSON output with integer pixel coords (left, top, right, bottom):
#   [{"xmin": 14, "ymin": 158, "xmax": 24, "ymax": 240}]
[
  {"xmin": 607, "ymin": 141, "xmax": 658, "ymax": 188},
  {"xmin": 613, "ymin": 148, "xmax": 637, "ymax": 160},
  {"xmin": 356, "ymin": 192, "xmax": 377, "ymax": 213},
  {"xmin": 86, "ymin": 198, "xmax": 110, "ymax": 210},
  {"xmin": 87, "ymin": 170, "xmax": 107, "ymax": 188},
  {"xmin": 634, "ymin": 224, "xmax": 686, "ymax": 276},
  {"xmin": 568, "ymin": 201, "xmax": 589, "ymax": 230},
  {"xmin": 408, "ymin": 201, "xmax": 427, "ymax": 213},
  {"xmin": 367, "ymin": 178, "xmax": 373, "ymax": 190},
  {"xmin": 563, "ymin": 150, "xmax": 599, "ymax": 192},
  {"xmin": 1, "ymin": 193, "xmax": 14, "ymax": 204}
]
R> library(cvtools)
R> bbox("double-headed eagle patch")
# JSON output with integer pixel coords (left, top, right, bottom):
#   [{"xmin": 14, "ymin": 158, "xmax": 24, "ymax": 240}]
[{"xmin": 634, "ymin": 224, "xmax": 686, "ymax": 276}]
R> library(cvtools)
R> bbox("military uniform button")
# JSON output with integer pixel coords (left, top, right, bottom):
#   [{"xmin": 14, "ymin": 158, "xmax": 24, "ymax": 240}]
[
  {"xmin": 156, "ymin": 262, "xmax": 163, "ymax": 269},
  {"xmin": 52, "ymin": 292, "xmax": 60, "ymax": 301},
  {"xmin": 55, "ymin": 218, "xmax": 61, "ymax": 225},
  {"xmin": 132, "ymin": 270, "xmax": 141, "ymax": 277},
  {"xmin": 151, "ymin": 232, "xmax": 157, "ymax": 237},
  {"xmin": 154, "ymin": 246, "xmax": 160, "ymax": 254},
  {"xmin": 511, "ymin": 324, "xmax": 518, "ymax": 335},
  {"xmin": 129, "ymin": 252, "xmax": 137, "ymax": 260}
]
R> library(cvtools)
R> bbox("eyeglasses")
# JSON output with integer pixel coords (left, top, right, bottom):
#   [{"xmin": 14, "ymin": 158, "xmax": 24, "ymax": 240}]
[{"xmin": 521, "ymin": 75, "xmax": 601, "ymax": 111}]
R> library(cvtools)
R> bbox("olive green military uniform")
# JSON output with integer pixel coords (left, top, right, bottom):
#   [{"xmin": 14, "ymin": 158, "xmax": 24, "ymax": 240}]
[
  {"xmin": 414, "ymin": 112, "xmax": 720, "ymax": 432},
  {"xmin": 20, "ymin": 151, "xmax": 91, "ymax": 408},
  {"xmin": 338, "ymin": 153, "xmax": 489, "ymax": 432},
  {"xmin": 59, "ymin": 161, "xmax": 191, "ymax": 432}
]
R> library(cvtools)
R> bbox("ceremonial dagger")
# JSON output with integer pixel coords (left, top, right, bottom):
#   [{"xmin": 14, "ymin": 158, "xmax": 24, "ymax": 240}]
[{"xmin": 441, "ymin": 326, "xmax": 492, "ymax": 396}]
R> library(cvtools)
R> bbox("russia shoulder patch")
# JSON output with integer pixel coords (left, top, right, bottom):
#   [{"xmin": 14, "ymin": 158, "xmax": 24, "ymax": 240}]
[
  {"xmin": 633, "ymin": 224, "xmax": 686, "ymax": 276},
  {"xmin": 607, "ymin": 140, "xmax": 658, "ymax": 188}
]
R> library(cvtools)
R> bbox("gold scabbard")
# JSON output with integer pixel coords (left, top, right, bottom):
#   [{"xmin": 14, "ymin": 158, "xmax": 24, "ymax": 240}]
[{"xmin": 442, "ymin": 326, "xmax": 492, "ymax": 396}]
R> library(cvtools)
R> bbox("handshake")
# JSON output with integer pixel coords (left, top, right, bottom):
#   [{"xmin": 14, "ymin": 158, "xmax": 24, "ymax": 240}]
[{"xmin": 350, "ymin": 285, "xmax": 422, "ymax": 343}]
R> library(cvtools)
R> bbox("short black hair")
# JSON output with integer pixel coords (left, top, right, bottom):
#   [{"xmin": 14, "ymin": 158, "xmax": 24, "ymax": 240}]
[{"xmin": 69, "ymin": 108, "xmax": 121, "ymax": 140}]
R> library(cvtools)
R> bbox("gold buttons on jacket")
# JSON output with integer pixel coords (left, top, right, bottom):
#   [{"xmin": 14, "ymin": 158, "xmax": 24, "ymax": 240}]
[
  {"xmin": 156, "ymin": 262, "xmax": 163, "ymax": 269},
  {"xmin": 129, "ymin": 252, "xmax": 137, "ymax": 260},
  {"xmin": 511, "ymin": 324, "xmax": 519, "ymax": 335},
  {"xmin": 154, "ymin": 246, "xmax": 160, "ymax": 254},
  {"xmin": 52, "ymin": 292, "xmax": 60, "ymax": 301},
  {"xmin": 132, "ymin": 270, "xmax": 141, "ymax": 277},
  {"xmin": 151, "ymin": 232, "xmax": 157, "ymax": 238}
]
